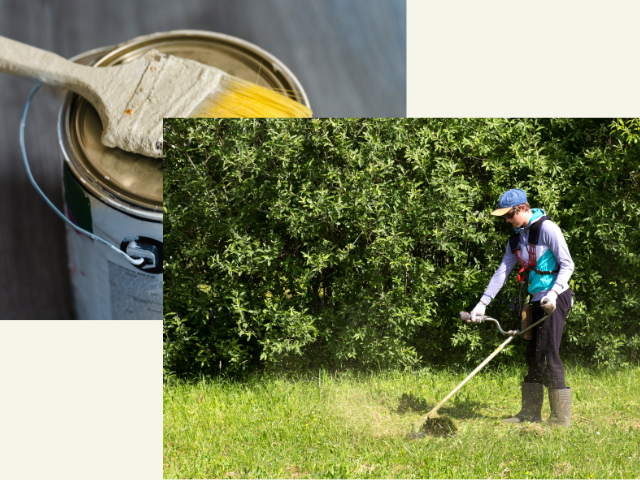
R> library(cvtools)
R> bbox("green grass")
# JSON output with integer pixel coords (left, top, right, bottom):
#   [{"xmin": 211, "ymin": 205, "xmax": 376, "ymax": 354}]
[{"xmin": 164, "ymin": 363, "xmax": 640, "ymax": 478}]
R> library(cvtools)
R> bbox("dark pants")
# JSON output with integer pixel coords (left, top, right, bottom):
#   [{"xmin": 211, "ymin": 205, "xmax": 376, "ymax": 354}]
[{"xmin": 523, "ymin": 288, "xmax": 573, "ymax": 389}]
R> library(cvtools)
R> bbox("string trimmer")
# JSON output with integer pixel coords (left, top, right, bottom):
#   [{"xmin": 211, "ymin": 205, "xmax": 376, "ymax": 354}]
[{"xmin": 410, "ymin": 311, "xmax": 551, "ymax": 437}]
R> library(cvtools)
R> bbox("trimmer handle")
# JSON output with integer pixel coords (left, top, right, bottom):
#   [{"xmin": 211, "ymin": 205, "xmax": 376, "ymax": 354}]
[
  {"xmin": 460, "ymin": 311, "xmax": 550, "ymax": 337},
  {"xmin": 460, "ymin": 311, "xmax": 485, "ymax": 323}
]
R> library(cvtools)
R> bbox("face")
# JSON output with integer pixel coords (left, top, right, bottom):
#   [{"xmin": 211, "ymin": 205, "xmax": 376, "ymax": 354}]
[{"xmin": 502, "ymin": 206, "xmax": 529, "ymax": 228}]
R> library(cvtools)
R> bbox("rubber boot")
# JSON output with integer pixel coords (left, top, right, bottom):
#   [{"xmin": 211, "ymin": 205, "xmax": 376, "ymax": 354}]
[
  {"xmin": 503, "ymin": 382, "xmax": 543, "ymax": 423},
  {"xmin": 547, "ymin": 388, "xmax": 571, "ymax": 427}
]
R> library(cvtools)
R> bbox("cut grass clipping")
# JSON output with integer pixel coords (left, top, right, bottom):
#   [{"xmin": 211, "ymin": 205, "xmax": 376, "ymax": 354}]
[
  {"xmin": 397, "ymin": 393, "xmax": 458, "ymax": 437},
  {"xmin": 415, "ymin": 415, "xmax": 458, "ymax": 437}
]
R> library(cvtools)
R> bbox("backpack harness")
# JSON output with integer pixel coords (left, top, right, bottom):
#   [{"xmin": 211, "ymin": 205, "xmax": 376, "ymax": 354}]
[{"xmin": 508, "ymin": 215, "xmax": 560, "ymax": 285}]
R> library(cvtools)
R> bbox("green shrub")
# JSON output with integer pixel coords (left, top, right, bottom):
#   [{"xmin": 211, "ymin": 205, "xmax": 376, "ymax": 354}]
[{"xmin": 163, "ymin": 118, "xmax": 640, "ymax": 377}]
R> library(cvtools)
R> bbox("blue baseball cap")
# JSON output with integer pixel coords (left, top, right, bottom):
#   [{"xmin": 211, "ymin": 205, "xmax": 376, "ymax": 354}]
[{"xmin": 491, "ymin": 189, "xmax": 528, "ymax": 216}]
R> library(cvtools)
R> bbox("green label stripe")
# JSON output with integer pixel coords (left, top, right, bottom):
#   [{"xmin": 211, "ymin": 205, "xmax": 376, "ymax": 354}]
[{"xmin": 63, "ymin": 164, "xmax": 93, "ymax": 234}]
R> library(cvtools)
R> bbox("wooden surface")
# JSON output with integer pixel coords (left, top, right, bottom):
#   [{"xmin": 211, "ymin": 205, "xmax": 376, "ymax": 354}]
[{"xmin": 0, "ymin": 0, "xmax": 406, "ymax": 319}]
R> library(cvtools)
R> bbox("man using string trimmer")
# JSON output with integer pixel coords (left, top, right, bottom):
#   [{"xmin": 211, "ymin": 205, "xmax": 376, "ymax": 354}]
[{"xmin": 468, "ymin": 189, "xmax": 574, "ymax": 427}]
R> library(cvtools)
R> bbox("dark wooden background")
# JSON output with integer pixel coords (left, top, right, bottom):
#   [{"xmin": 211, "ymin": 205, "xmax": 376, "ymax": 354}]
[{"xmin": 0, "ymin": 0, "xmax": 406, "ymax": 319}]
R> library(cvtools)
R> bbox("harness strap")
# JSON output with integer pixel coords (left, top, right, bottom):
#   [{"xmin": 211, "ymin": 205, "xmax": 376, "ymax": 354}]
[
  {"xmin": 510, "ymin": 215, "xmax": 555, "ymax": 284},
  {"xmin": 533, "ymin": 267, "xmax": 560, "ymax": 275},
  {"xmin": 517, "ymin": 265, "xmax": 560, "ymax": 284}
]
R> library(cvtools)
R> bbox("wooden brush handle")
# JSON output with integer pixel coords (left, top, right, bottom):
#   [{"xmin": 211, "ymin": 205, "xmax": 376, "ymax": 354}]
[{"xmin": 0, "ymin": 35, "xmax": 99, "ymax": 93}]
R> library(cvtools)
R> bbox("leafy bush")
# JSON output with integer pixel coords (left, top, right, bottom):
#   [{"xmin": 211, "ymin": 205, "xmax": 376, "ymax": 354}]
[{"xmin": 163, "ymin": 118, "xmax": 640, "ymax": 377}]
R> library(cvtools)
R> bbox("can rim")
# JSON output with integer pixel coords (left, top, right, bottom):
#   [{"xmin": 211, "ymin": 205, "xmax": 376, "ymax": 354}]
[{"xmin": 58, "ymin": 97, "xmax": 165, "ymax": 222}]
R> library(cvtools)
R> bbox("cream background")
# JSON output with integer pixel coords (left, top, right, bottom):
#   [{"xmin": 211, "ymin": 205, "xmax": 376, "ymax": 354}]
[{"xmin": 408, "ymin": 0, "xmax": 640, "ymax": 116}]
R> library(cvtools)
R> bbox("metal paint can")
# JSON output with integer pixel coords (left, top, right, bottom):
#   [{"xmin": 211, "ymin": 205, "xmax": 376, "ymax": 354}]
[{"xmin": 58, "ymin": 30, "xmax": 310, "ymax": 319}]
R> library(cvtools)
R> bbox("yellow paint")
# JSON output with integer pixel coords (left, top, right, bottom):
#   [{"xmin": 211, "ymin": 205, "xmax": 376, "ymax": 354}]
[{"xmin": 190, "ymin": 76, "xmax": 312, "ymax": 118}]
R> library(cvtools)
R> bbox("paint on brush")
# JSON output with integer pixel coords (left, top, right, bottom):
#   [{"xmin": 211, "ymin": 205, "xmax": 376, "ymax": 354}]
[
  {"xmin": 56, "ymin": 31, "xmax": 310, "ymax": 319},
  {"xmin": 99, "ymin": 30, "xmax": 310, "ymax": 117}
]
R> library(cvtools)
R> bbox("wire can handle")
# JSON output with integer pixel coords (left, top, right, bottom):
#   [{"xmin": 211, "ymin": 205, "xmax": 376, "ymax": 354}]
[{"xmin": 20, "ymin": 83, "xmax": 144, "ymax": 266}]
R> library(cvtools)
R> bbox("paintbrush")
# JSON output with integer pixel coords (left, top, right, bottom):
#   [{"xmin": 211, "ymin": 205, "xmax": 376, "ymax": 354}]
[{"xmin": 0, "ymin": 35, "xmax": 312, "ymax": 158}]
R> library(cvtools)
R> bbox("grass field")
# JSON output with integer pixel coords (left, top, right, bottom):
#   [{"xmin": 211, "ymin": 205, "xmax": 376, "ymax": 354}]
[{"xmin": 164, "ymin": 363, "xmax": 640, "ymax": 478}]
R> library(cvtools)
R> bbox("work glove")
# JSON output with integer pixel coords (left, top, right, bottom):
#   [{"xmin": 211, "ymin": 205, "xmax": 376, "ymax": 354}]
[
  {"xmin": 541, "ymin": 291, "xmax": 557, "ymax": 314},
  {"xmin": 468, "ymin": 302, "xmax": 486, "ymax": 323}
]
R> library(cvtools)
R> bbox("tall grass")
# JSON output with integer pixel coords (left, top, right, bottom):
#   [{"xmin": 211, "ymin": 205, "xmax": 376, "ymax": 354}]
[{"xmin": 164, "ymin": 363, "xmax": 640, "ymax": 478}]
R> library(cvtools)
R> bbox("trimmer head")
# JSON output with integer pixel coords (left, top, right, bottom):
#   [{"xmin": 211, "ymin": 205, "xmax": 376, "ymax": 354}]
[
  {"xmin": 408, "ymin": 312, "xmax": 551, "ymax": 437},
  {"xmin": 410, "ymin": 416, "xmax": 458, "ymax": 438}
]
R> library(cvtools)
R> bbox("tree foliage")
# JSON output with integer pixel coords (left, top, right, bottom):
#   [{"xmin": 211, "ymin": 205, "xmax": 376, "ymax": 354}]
[{"xmin": 163, "ymin": 118, "xmax": 640, "ymax": 377}]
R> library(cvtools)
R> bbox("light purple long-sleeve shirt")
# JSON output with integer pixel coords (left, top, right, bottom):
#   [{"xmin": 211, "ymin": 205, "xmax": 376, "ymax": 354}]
[{"xmin": 480, "ymin": 217, "xmax": 574, "ymax": 305}]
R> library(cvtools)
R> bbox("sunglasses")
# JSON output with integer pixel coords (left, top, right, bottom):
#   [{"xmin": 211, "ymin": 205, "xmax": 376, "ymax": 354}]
[{"xmin": 503, "ymin": 207, "xmax": 519, "ymax": 219}]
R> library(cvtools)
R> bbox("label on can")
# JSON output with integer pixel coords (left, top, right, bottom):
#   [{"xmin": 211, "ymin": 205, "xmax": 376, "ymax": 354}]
[{"xmin": 108, "ymin": 261, "xmax": 162, "ymax": 319}]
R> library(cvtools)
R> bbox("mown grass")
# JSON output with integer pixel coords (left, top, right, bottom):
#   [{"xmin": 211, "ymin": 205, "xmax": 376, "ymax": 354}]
[{"xmin": 164, "ymin": 363, "xmax": 640, "ymax": 478}]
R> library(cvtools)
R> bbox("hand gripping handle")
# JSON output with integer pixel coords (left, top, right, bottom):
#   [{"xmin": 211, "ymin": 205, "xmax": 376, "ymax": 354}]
[
  {"xmin": 460, "ymin": 311, "xmax": 550, "ymax": 336},
  {"xmin": 460, "ymin": 311, "xmax": 487, "ymax": 324}
]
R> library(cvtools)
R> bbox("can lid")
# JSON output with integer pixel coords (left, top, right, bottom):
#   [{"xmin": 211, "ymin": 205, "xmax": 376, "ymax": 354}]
[
  {"xmin": 71, "ymin": 103, "xmax": 163, "ymax": 205},
  {"xmin": 63, "ymin": 30, "xmax": 309, "ymax": 214}
]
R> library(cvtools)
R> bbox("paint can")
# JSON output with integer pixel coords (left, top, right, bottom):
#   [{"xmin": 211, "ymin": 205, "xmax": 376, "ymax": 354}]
[{"xmin": 56, "ymin": 30, "xmax": 310, "ymax": 319}]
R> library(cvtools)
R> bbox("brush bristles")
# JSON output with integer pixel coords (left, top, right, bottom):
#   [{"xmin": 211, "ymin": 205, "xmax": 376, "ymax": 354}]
[{"xmin": 189, "ymin": 76, "xmax": 312, "ymax": 118}]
